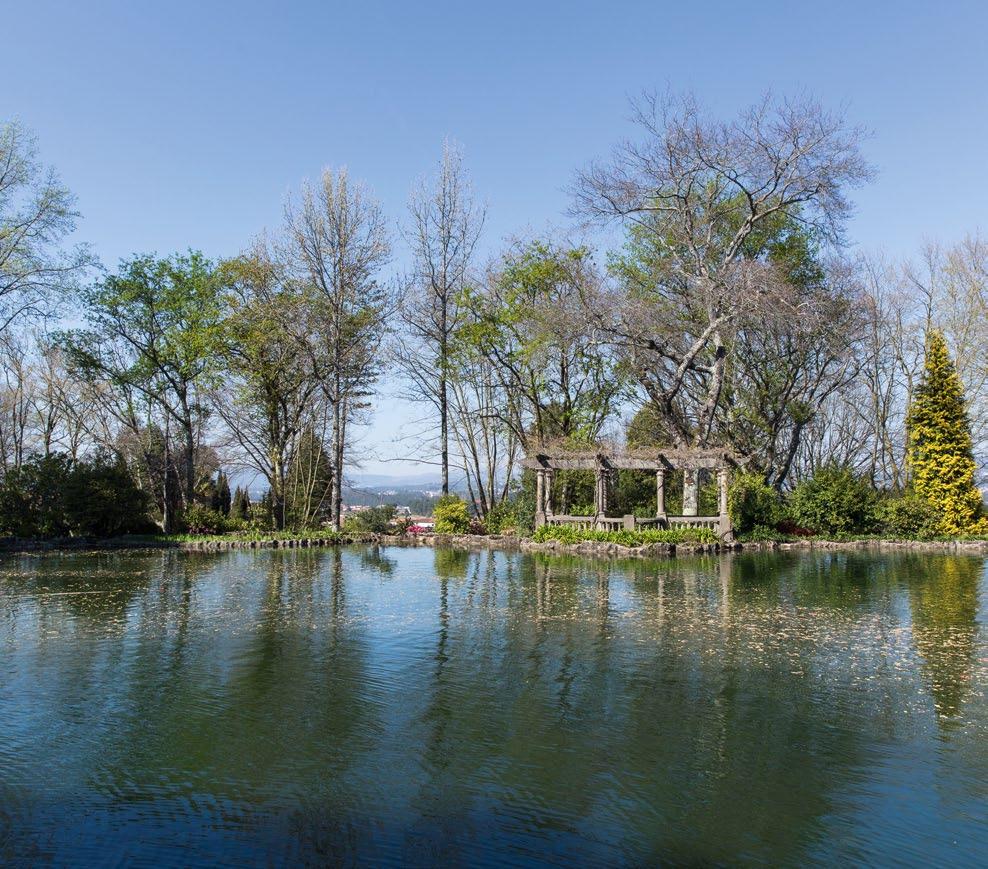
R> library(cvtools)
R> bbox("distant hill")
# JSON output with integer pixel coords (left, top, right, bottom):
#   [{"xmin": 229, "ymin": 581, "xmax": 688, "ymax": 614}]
[{"xmin": 349, "ymin": 471, "xmax": 444, "ymax": 489}]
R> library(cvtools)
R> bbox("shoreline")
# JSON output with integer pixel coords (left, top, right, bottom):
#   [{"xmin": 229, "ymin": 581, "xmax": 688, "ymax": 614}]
[{"xmin": 1, "ymin": 532, "xmax": 987, "ymax": 558}]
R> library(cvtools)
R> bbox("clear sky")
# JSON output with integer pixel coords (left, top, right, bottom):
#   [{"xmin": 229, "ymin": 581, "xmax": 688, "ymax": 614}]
[{"xmin": 4, "ymin": 0, "xmax": 987, "ymax": 478}]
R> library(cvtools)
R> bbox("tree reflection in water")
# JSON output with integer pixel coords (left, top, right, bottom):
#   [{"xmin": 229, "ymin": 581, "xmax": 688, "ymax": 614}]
[{"xmin": 0, "ymin": 546, "xmax": 985, "ymax": 866}]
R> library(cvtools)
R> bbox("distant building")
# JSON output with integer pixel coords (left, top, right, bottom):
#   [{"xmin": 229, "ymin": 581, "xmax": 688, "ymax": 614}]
[{"xmin": 407, "ymin": 515, "xmax": 435, "ymax": 532}]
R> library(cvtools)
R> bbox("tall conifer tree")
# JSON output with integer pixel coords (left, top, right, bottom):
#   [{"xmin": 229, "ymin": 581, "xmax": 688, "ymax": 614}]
[{"xmin": 906, "ymin": 331, "xmax": 984, "ymax": 533}]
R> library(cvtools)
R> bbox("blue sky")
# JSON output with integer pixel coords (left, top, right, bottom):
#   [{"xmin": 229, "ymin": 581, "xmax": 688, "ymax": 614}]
[{"xmin": 4, "ymin": 0, "xmax": 987, "ymax": 478}]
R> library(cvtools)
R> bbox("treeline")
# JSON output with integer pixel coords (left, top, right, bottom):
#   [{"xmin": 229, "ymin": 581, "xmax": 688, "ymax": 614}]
[{"xmin": 0, "ymin": 92, "xmax": 985, "ymax": 538}]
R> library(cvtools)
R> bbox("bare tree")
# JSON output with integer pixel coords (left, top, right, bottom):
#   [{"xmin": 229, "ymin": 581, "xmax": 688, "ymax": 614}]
[
  {"xmin": 574, "ymin": 92, "xmax": 872, "ymax": 451},
  {"xmin": 0, "ymin": 336, "xmax": 30, "ymax": 470},
  {"xmin": 0, "ymin": 120, "xmax": 90, "ymax": 332},
  {"xmin": 284, "ymin": 168, "xmax": 393, "ymax": 529},
  {"xmin": 446, "ymin": 348, "xmax": 519, "ymax": 517},
  {"xmin": 397, "ymin": 141, "xmax": 485, "ymax": 494}
]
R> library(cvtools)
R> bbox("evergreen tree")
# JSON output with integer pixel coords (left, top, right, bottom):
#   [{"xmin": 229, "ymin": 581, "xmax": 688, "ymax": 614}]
[
  {"xmin": 230, "ymin": 486, "xmax": 245, "ymax": 520},
  {"xmin": 230, "ymin": 486, "xmax": 252, "ymax": 521},
  {"xmin": 906, "ymin": 331, "xmax": 984, "ymax": 534},
  {"xmin": 212, "ymin": 470, "xmax": 232, "ymax": 516},
  {"xmin": 258, "ymin": 489, "xmax": 274, "ymax": 528}
]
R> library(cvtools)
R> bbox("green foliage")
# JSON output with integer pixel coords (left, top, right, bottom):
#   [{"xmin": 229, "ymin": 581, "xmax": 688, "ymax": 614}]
[
  {"xmin": 786, "ymin": 464, "xmax": 878, "ymax": 536},
  {"xmin": 66, "ymin": 251, "xmax": 225, "ymax": 391},
  {"xmin": 180, "ymin": 503, "xmax": 240, "ymax": 535},
  {"xmin": 0, "ymin": 453, "xmax": 151, "ymax": 538},
  {"xmin": 874, "ymin": 494, "xmax": 941, "ymax": 539},
  {"xmin": 285, "ymin": 426, "xmax": 333, "ymax": 529},
  {"xmin": 344, "ymin": 504, "xmax": 397, "ymax": 534},
  {"xmin": 728, "ymin": 472, "xmax": 780, "ymax": 535},
  {"xmin": 906, "ymin": 331, "xmax": 985, "ymax": 534},
  {"xmin": 230, "ymin": 486, "xmax": 251, "ymax": 521},
  {"xmin": 484, "ymin": 500, "xmax": 522, "ymax": 534},
  {"xmin": 211, "ymin": 470, "xmax": 232, "ymax": 515},
  {"xmin": 433, "ymin": 494, "xmax": 471, "ymax": 534},
  {"xmin": 456, "ymin": 239, "xmax": 625, "ymax": 444},
  {"xmin": 532, "ymin": 524, "xmax": 718, "ymax": 546},
  {"xmin": 738, "ymin": 524, "xmax": 788, "ymax": 543}
]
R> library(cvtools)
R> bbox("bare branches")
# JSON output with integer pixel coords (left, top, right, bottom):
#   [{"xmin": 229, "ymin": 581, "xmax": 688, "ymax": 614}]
[
  {"xmin": 396, "ymin": 141, "xmax": 485, "ymax": 494},
  {"xmin": 574, "ymin": 91, "xmax": 872, "ymax": 456},
  {"xmin": 0, "ymin": 121, "xmax": 92, "ymax": 332}
]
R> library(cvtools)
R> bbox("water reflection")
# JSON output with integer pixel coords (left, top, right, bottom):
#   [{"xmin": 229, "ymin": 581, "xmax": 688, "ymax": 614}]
[{"xmin": 0, "ymin": 547, "xmax": 985, "ymax": 866}]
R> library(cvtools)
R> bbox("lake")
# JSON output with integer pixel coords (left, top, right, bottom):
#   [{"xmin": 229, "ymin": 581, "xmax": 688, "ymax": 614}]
[{"xmin": 1, "ymin": 546, "xmax": 986, "ymax": 866}]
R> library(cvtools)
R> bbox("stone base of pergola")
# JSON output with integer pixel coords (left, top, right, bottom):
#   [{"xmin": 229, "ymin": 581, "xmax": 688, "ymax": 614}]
[{"xmin": 522, "ymin": 447, "xmax": 737, "ymax": 542}]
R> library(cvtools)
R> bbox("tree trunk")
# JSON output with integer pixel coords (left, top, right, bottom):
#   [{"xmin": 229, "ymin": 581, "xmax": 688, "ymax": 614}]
[
  {"xmin": 331, "ymin": 392, "xmax": 344, "ymax": 531},
  {"xmin": 440, "ymin": 316, "xmax": 449, "ymax": 495},
  {"xmin": 184, "ymin": 421, "xmax": 196, "ymax": 507}
]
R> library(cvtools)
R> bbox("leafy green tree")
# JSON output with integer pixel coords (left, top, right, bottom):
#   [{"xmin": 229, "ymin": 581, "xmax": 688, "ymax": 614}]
[
  {"xmin": 60, "ymin": 252, "xmax": 225, "ymax": 526},
  {"xmin": 906, "ymin": 331, "xmax": 984, "ymax": 534},
  {"xmin": 460, "ymin": 239, "xmax": 624, "ymax": 448},
  {"xmin": 211, "ymin": 469, "xmax": 232, "ymax": 515},
  {"xmin": 728, "ymin": 472, "xmax": 781, "ymax": 535},
  {"xmin": 612, "ymin": 202, "xmax": 862, "ymax": 488},
  {"xmin": 216, "ymin": 250, "xmax": 325, "ymax": 530},
  {"xmin": 230, "ymin": 486, "xmax": 251, "ymax": 521},
  {"xmin": 577, "ymin": 93, "xmax": 869, "ymax": 482}
]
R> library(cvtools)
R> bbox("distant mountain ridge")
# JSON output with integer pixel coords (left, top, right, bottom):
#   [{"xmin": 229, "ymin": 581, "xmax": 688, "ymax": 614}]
[{"xmin": 348, "ymin": 472, "xmax": 444, "ymax": 489}]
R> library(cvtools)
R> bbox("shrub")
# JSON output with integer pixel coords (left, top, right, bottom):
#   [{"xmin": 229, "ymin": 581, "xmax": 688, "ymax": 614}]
[
  {"xmin": 344, "ymin": 504, "xmax": 397, "ymax": 534},
  {"xmin": 484, "ymin": 501, "xmax": 517, "ymax": 534},
  {"xmin": 0, "ymin": 453, "xmax": 151, "ymax": 538},
  {"xmin": 786, "ymin": 464, "xmax": 878, "ymax": 536},
  {"xmin": 727, "ymin": 471, "xmax": 780, "ymax": 535},
  {"xmin": 739, "ymin": 524, "xmax": 788, "ymax": 543},
  {"xmin": 875, "ymin": 494, "xmax": 941, "ymax": 539},
  {"xmin": 433, "ymin": 494, "xmax": 471, "ymax": 534},
  {"xmin": 180, "ymin": 504, "xmax": 234, "ymax": 535}
]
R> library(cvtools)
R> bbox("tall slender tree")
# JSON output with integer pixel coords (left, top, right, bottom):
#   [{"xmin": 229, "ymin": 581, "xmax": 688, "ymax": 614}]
[
  {"xmin": 397, "ymin": 142, "xmax": 485, "ymax": 494},
  {"xmin": 215, "ymin": 247, "xmax": 325, "ymax": 530},
  {"xmin": 906, "ymin": 330, "xmax": 984, "ymax": 534},
  {"xmin": 284, "ymin": 168, "xmax": 392, "ymax": 530}
]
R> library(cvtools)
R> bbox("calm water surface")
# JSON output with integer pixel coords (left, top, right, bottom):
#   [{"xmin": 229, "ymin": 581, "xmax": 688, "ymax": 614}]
[{"xmin": 1, "ymin": 546, "xmax": 986, "ymax": 866}]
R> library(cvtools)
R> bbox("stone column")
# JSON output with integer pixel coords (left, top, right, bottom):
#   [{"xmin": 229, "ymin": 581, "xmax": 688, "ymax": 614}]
[
  {"xmin": 655, "ymin": 469, "xmax": 666, "ymax": 517},
  {"xmin": 682, "ymin": 468, "xmax": 699, "ymax": 516},
  {"xmin": 593, "ymin": 468, "xmax": 604, "ymax": 516},
  {"xmin": 535, "ymin": 469, "xmax": 546, "ymax": 527},
  {"xmin": 545, "ymin": 470, "xmax": 555, "ymax": 517},
  {"xmin": 717, "ymin": 467, "xmax": 731, "ymax": 540}
]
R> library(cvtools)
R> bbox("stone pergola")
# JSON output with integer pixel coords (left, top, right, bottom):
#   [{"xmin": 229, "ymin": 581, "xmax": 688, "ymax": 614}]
[{"xmin": 521, "ymin": 447, "xmax": 739, "ymax": 540}]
